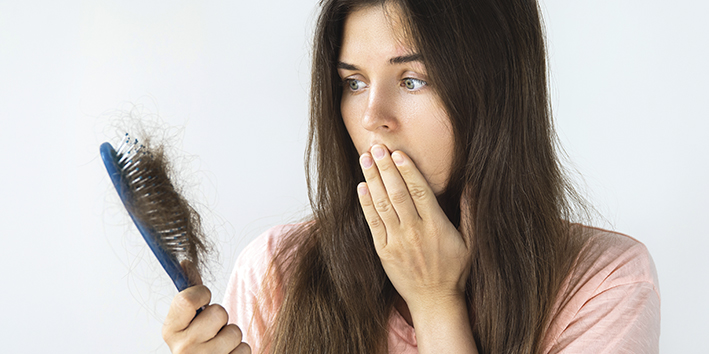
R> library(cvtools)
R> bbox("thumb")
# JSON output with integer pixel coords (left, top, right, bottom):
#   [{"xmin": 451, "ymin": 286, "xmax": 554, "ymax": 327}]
[{"xmin": 180, "ymin": 259, "xmax": 203, "ymax": 286}]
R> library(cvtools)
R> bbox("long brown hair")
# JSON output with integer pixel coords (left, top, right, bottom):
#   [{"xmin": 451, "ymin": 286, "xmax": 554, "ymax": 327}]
[{"xmin": 262, "ymin": 0, "xmax": 586, "ymax": 353}]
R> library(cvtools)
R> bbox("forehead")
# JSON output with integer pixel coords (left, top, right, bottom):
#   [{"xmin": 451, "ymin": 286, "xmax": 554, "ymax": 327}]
[{"xmin": 339, "ymin": 5, "xmax": 414, "ymax": 60}]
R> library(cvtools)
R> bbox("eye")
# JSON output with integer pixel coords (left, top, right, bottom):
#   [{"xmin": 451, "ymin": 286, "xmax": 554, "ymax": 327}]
[
  {"xmin": 402, "ymin": 78, "xmax": 427, "ymax": 91},
  {"xmin": 345, "ymin": 79, "xmax": 366, "ymax": 92}
]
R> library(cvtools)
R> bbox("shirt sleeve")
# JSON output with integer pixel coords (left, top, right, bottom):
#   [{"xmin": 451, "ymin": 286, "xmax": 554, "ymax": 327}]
[
  {"xmin": 545, "ymin": 232, "xmax": 661, "ymax": 354},
  {"xmin": 550, "ymin": 281, "xmax": 660, "ymax": 353}
]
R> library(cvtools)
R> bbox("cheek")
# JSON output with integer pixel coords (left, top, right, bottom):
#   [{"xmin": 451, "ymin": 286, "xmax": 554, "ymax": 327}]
[
  {"xmin": 410, "ymin": 107, "xmax": 454, "ymax": 192},
  {"xmin": 425, "ymin": 132, "xmax": 455, "ymax": 191},
  {"xmin": 341, "ymin": 98, "xmax": 365, "ymax": 153}
]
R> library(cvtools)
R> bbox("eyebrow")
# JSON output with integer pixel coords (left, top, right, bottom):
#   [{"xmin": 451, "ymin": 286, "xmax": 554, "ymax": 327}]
[
  {"xmin": 337, "ymin": 53, "xmax": 423, "ymax": 71},
  {"xmin": 389, "ymin": 53, "xmax": 422, "ymax": 65}
]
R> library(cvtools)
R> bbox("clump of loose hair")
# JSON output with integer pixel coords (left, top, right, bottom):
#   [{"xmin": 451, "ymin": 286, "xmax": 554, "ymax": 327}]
[
  {"xmin": 121, "ymin": 134, "xmax": 212, "ymax": 276},
  {"xmin": 104, "ymin": 103, "xmax": 216, "ymax": 281}
]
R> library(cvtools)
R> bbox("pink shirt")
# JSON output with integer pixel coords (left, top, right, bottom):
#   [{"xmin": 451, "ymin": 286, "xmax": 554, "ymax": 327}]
[{"xmin": 223, "ymin": 224, "xmax": 660, "ymax": 353}]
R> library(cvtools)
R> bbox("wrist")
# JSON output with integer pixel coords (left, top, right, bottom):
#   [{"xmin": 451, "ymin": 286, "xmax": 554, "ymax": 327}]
[
  {"xmin": 407, "ymin": 291, "xmax": 468, "ymax": 324},
  {"xmin": 408, "ymin": 293, "xmax": 478, "ymax": 354}
]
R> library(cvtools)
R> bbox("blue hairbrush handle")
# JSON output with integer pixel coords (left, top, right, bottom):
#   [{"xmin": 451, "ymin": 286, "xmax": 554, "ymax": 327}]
[{"xmin": 100, "ymin": 142, "xmax": 191, "ymax": 292}]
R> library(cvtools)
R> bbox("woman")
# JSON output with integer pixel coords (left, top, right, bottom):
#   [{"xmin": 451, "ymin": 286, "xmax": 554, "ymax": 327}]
[{"xmin": 163, "ymin": 0, "xmax": 660, "ymax": 353}]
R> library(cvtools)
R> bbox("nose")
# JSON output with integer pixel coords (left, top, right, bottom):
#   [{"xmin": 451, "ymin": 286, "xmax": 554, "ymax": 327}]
[{"xmin": 361, "ymin": 84, "xmax": 398, "ymax": 132}]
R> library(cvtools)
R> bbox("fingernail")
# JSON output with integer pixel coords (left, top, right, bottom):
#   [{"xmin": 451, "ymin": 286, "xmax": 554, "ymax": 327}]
[
  {"xmin": 372, "ymin": 145, "xmax": 385, "ymax": 160},
  {"xmin": 357, "ymin": 183, "xmax": 368, "ymax": 196},
  {"xmin": 360, "ymin": 154, "xmax": 373, "ymax": 168},
  {"xmin": 392, "ymin": 151, "xmax": 404, "ymax": 166}
]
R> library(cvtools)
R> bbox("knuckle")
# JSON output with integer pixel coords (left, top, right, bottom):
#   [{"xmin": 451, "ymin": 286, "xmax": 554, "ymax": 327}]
[
  {"xmin": 226, "ymin": 324, "xmax": 243, "ymax": 343},
  {"xmin": 170, "ymin": 342, "xmax": 189, "ymax": 354},
  {"xmin": 172, "ymin": 293, "xmax": 192, "ymax": 312},
  {"xmin": 402, "ymin": 225, "xmax": 423, "ymax": 243},
  {"xmin": 374, "ymin": 198, "xmax": 392, "ymax": 213},
  {"xmin": 377, "ymin": 247, "xmax": 396, "ymax": 262},
  {"xmin": 236, "ymin": 342, "xmax": 253, "ymax": 354},
  {"xmin": 408, "ymin": 233, "xmax": 423, "ymax": 246},
  {"xmin": 408, "ymin": 184, "xmax": 429, "ymax": 201},
  {"xmin": 367, "ymin": 215, "xmax": 384, "ymax": 229},
  {"xmin": 182, "ymin": 285, "xmax": 211, "ymax": 309},
  {"xmin": 161, "ymin": 316, "xmax": 182, "ymax": 342},
  {"xmin": 389, "ymin": 190, "xmax": 409, "ymax": 205},
  {"xmin": 404, "ymin": 229, "xmax": 419, "ymax": 241},
  {"xmin": 207, "ymin": 304, "xmax": 229, "ymax": 324},
  {"xmin": 200, "ymin": 285, "xmax": 213, "ymax": 303},
  {"xmin": 177, "ymin": 289, "xmax": 206, "ymax": 311},
  {"xmin": 161, "ymin": 324, "xmax": 172, "ymax": 342}
]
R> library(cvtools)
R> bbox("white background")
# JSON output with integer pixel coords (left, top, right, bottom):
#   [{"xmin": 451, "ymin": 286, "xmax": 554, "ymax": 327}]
[{"xmin": 0, "ymin": 0, "xmax": 706, "ymax": 352}]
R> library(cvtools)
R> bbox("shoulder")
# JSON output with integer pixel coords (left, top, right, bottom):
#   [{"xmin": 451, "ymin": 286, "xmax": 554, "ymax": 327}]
[
  {"xmin": 571, "ymin": 226, "xmax": 659, "ymax": 295},
  {"xmin": 542, "ymin": 226, "xmax": 661, "ymax": 354},
  {"xmin": 222, "ymin": 223, "xmax": 306, "ymax": 350},
  {"xmin": 224, "ymin": 223, "xmax": 303, "ymax": 301},
  {"xmin": 237, "ymin": 224, "xmax": 299, "ymax": 274}
]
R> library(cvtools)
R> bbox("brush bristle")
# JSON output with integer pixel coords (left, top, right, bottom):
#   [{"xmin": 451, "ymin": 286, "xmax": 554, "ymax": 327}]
[{"xmin": 115, "ymin": 133, "xmax": 208, "ymax": 272}]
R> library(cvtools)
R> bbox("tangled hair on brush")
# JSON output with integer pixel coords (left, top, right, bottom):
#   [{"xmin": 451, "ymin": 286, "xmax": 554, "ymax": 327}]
[
  {"xmin": 129, "ymin": 135, "xmax": 212, "ymax": 275},
  {"xmin": 102, "ymin": 102, "xmax": 216, "ymax": 284}
]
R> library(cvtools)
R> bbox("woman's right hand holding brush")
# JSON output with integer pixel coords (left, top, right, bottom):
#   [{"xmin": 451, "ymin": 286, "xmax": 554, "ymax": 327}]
[{"xmin": 163, "ymin": 261, "xmax": 251, "ymax": 354}]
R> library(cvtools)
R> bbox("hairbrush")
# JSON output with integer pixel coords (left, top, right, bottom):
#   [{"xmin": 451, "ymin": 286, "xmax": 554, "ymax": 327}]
[{"xmin": 100, "ymin": 133, "xmax": 208, "ymax": 292}]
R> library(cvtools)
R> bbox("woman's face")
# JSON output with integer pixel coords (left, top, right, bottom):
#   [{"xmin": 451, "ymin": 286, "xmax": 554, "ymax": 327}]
[{"xmin": 338, "ymin": 5, "xmax": 454, "ymax": 194}]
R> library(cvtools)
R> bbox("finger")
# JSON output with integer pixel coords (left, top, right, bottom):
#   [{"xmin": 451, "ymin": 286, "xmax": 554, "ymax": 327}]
[
  {"xmin": 230, "ymin": 342, "xmax": 252, "ymax": 354},
  {"xmin": 186, "ymin": 303, "xmax": 230, "ymax": 343},
  {"xmin": 360, "ymin": 151, "xmax": 400, "ymax": 226},
  {"xmin": 204, "ymin": 323, "xmax": 244, "ymax": 353},
  {"xmin": 357, "ymin": 182, "xmax": 387, "ymax": 249},
  {"xmin": 390, "ymin": 150, "xmax": 441, "ymax": 220},
  {"xmin": 181, "ymin": 259, "xmax": 203, "ymax": 286},
  {"xmin": 370, "ymin": 145, "xmax": 419, "ymax": 225},
  {"xmin": 163, "ymin": 285, "xmax": 212, "ymax": 336}
]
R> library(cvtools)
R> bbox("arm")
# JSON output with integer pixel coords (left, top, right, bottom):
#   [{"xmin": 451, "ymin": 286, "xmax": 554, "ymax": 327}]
[{"xmin": 357, "ymin": 145, "xmax": 478, "ymax": 353}]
